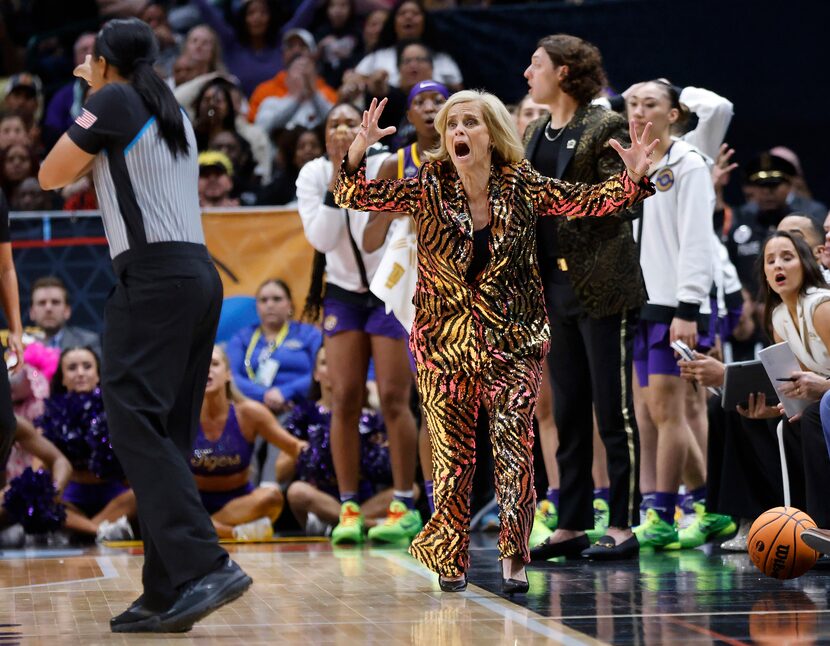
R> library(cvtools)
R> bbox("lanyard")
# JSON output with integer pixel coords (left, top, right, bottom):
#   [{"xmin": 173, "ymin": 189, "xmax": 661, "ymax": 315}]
[{"xmin": 244, "ymin": 324, "xmax": 289, "ymax": 380}]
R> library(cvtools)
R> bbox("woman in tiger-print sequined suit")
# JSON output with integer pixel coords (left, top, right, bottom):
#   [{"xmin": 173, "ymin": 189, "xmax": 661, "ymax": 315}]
[{"xmin": 334, "ymin": 91, "xmax": 656, "ymax": 591}]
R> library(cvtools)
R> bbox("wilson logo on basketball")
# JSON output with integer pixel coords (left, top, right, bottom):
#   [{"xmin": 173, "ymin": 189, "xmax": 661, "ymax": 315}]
[{"xmin": 770, "ymin": 544, "xmax": 791, "ymax": 577}]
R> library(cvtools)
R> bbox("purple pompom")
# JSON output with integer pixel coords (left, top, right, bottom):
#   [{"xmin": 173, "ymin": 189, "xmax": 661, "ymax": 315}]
[
  {"xmin": 3, "ymin": 467, "xmax": 66, "ymax": 534},
  {"xmin": 36, "ymin": 388, "xmax": 124, "ymax": 481}
]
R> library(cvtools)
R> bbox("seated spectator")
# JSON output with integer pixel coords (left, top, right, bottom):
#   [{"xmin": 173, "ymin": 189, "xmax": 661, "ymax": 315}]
[
  {"xmin": 353, "ymin": 0, "xmax": 462, "ymax": 91},
  {"xmin": 208, "ymin": 130, "xmax": 260, "ymax": 205},
  {"xmin": 42, "ymin": 33, "xmax": 95, "ymax": 150},
  {"xmin": 226, "ymin": 278, "xmax": 322, "ymax": 484},
  {"xmin": 0, "ymin": 113, "xmax": 29, "ymax": 151},
  {"xmin": 9, "ymin": 177, "xmax": 59, "ymax": 211},
  {"xmin": 183, "ymin": 75, "xmax": 272, "ymax": 181},
  {"xmin": 198, "ymin": 150, "xmax": 240, "ymax": 208},
  {"xmin": 280, "ymin": 347, "xmax": 396, "ymax": 536},
  {"xmin": 28, "ymin": 276, "xmax": 102, "ymax": 358},
  {"xmin": 2, "ymin": 73, "xmax": 43, "ymax": 150},
  {"xmin": 314, "ymin": 0, "xmax": 363, "ymax": 88},
  {"xmin": 361, "ymin": 8, "xmax": 389, "ymax": 56},
  {"xmin": 192, "ymin": 0, "xmax": 318, "ymax": 96},
  {"xmin": 189, "ymin": 346, "xmax": 306, "ymax": 540},
  {"xmin": 338, "ymin": 39, "xmax": 433, "ymax": 147},
  {"xmin": 140, "ymin": 2, "xmax": 182, "ymax": 78},
  {"xmin": 0, "ymin": 143, "xmax": 38, "ymax": 206},
  {"xmin": 256, "ymin": 126, "xmax": 323, "ymax": 206},
  {"xmin": 227, "ymin": 278, "xmax": 322, "ymax": 415},
  {"xmin": 249, "ymin": 30, "xmax": 338, "ymax": 133},
  {"xmin": 777, "ymin": 213, "xmax": 828, "ymax": 278},
  {"xmin": 37, "ymin": 347, "xmax": 137, "ymax": 542}
]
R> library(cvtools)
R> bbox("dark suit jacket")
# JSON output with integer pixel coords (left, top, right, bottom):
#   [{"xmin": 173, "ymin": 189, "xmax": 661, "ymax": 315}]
[
  {"xmin": 55, "ymin": 325, "xmax": 103, "ymax": 361},
  {"xmin": 524, "ymin": 104, "xmax": 646, "ymax": 318}
]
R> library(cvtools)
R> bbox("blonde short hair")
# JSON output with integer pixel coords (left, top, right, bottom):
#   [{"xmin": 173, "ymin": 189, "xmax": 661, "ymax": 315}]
[{"xmin": 427, "ymin": 90, "xmax": 524, "ymax": 165}]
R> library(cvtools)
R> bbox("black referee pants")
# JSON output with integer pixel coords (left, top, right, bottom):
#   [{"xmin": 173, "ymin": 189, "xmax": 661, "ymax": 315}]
[
  {"xmin": 102, "ymin": 243, "xmax": 226, "ymax": 609},
  {"xmin": 546, "ymin": 275, "xmax": 640, "ymax": 530}
]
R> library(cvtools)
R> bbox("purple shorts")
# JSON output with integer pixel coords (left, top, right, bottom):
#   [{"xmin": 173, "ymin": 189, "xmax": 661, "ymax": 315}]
[
  {"xmin": 720, "ymin": 305, "xmax": 744, "ymax": 341},
  {"xmin": 322, "ymin": 294, "xmax": 407, "ymax": 340},
  {"xmin": 697, "ymin": 297, "xmax": 719, "ymax": 352},
  {"xmin": 633, "ymin": 320, "xmax": 681, "ymax": 387},
  {"xmin": 63, "ymin": 480, "xmax": 129, "ymax": 518},
  {"xmin": 199, "ymin": 482, "xmax": 255, "ymax": 515}
]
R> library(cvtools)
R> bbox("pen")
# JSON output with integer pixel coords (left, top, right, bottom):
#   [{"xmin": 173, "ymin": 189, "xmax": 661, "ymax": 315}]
[{"xmin": 776, "ymin": 377, "xmax": 797, "ymax": 382}]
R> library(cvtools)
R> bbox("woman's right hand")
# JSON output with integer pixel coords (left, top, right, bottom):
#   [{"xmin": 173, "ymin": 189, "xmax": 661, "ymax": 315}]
[
  {"xmin": 347, "ymin": 97, "xmax": 396, "ymax": 170},
  {"xmin": 670, "ymin": 317, "xmax": 698, "ymax": 351}
]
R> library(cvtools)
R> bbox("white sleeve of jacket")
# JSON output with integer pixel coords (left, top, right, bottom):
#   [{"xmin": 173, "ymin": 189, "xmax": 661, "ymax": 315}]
[
  {"xmin": 679, "ymin": 86, "xmax": 734, "ymax": 161},
  {"xmin": 296, "ymin": 158, "xmax": 345, "ymax": 253},
  {"xmin": 676, "ymin": 164, "xmax": 716, "ymax": 308}
]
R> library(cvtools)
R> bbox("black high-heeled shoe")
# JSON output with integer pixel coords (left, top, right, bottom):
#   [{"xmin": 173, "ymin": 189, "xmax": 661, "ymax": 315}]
[
  {"xmin": 501, "ymin": 576, "xmax": 529, "ymax": 595},
  {"xmin": 438, "ymin": 574, "xmax": 467, "ymax": 592}
]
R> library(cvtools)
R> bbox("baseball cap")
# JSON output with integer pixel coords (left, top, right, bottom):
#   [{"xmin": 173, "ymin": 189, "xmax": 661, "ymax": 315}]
[
  {"xmin": 407, "ymin": 80, "xmax": 450, "ymax": 108},
  {"xmin": 3, "ymin": 73, "xmax": 43, "ymax": 99},
  {"xmin": 282, "ymin": 28, "xmax": 317, "ymax": 55},
  {"xmin": 198, "ymin": 150, "xmax": 233, "ymax": 176}
]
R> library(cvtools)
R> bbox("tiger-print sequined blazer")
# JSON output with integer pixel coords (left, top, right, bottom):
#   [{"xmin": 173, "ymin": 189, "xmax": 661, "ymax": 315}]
[
  {"xmin": 334, "ymin": 156, "xmax": 654, "ymax": 371},
  {"xmin": 524, "ymin": 104, "xmax": 648, "ymax": 318}
]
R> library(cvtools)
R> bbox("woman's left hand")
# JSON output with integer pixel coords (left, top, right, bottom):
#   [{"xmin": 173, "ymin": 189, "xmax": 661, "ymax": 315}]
[
  {"xmin": 777, "ymin": 370, "xmax": 830, "ymax": 401},
  {"xmin": 736, "ymin": 393, "xmax": 782, "ymax": 419},
  {"xmin": 609, "ymin": 120, "xmax": 660, "ymax": 183}
]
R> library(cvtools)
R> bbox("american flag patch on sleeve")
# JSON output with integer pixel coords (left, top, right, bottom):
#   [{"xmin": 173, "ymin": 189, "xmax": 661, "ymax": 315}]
[{"xmin": 75, "ymin": 109, "xmax": 98, "ymax": 129}]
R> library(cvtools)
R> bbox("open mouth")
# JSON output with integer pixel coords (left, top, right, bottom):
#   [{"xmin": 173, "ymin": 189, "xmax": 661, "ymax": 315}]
[
  {"xmin": 775, "ymin": 273, "xmax": 786, "ymax": 285},
  {"xmin": 454, "ymin": 141, "xmax": 470, "ymax": 158}
]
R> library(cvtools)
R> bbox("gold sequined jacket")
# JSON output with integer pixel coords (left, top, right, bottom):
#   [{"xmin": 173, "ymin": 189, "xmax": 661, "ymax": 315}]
[{"xmin": 335, "ymin": 156, "xmax": 654, "ymax": 371}]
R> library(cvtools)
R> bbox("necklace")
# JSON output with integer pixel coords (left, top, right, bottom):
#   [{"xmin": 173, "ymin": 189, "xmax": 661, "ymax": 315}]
[{"xmin": 544, "ymin": 119, "xmax": 569, "ymax": 142}]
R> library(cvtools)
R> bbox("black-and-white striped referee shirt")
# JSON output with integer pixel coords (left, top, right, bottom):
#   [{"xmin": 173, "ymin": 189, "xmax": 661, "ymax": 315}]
[{"xmin": 67, "ymin": 83, "xmax": 204, "ymax": 258}]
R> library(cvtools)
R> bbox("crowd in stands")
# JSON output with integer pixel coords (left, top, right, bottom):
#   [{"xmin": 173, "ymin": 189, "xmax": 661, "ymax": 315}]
[{"xmin": 3, "ymin": 0, "xmax": 830, "ymax": 560}]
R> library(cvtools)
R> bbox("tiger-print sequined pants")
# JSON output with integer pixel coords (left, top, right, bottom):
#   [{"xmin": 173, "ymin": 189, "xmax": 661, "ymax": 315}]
[{"xmin": 409, "ymin": 352, "xmax": 542, "ymax": 577}]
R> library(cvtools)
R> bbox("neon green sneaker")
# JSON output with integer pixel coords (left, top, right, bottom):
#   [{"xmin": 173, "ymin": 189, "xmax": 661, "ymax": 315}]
[
  {"xmin": 331, "ymin": 501, "xmax": 365, "ymax": 545},
  {"xmin": 634, "ymin": 509, "xmax": 679, "ymax": 550},
  {"xmin": 529, "ymin": 500, "xmax": 557, "ymax": 547},
  {"xmin": 586, "ymin": 498, "xmax": 610, "ymax": 542},
  {"xmin": 536, "ymin": 499, "xmax": 559, "ymax": 531},
  {"xmin": 367, "ymin": 500, "xmax": 423, "ymax": 544},
  {"xmin": 667, "ymin": 502, "xmax": 736, "ymax": 549}
]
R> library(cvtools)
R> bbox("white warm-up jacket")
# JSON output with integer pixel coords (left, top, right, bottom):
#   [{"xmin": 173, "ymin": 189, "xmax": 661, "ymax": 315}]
[
  {"xmin": 296, "ymin": 152, "xmax": 390, "ymax": 293},
  {"xmin": 634, "ymin": 138, "xmax": 716, "ymax": 323}
]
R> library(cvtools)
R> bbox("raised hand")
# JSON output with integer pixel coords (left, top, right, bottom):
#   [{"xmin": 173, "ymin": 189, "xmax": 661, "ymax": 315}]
[
  {"xmin": 347, "ymin": 97, "xmax": 396, "ymax": 170},
  {"xmin": 609, "ymin": 120, "xmax": 660, "ymax": 182}
]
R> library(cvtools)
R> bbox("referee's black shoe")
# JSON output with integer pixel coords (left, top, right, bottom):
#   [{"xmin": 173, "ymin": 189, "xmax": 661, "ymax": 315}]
[
  {"xmin": 112, "ymin": 559, "xmax": 252, "ymax": 633},
  {"xmin": 110, "ymin": 595, "xmax": 167, "ymax": 632},
  {"xmin": 156, "ymin": 558, "xmax": 252, "ymax": 633}
]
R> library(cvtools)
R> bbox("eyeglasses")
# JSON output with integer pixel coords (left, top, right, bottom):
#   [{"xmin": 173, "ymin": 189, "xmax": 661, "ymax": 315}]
[{"xmin": 401, "ymin": 56, "xmax": 430, "ymax": 65}]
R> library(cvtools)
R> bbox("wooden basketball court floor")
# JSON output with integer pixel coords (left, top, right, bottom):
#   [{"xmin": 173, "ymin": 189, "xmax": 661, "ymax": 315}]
[{"xmin": 2, "ymin": 534, "xmax": 830, "ymax": 644}]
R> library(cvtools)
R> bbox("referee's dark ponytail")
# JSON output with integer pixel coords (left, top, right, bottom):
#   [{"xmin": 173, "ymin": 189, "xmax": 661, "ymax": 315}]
[{"xmin": 95, "ymin": 18, "xmax": 189, "ymax": 158}]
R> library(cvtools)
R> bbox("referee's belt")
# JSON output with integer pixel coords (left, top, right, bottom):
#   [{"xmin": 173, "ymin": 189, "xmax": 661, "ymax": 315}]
[{"xmin": 556, "ymin": 258, "xmax": 569, "ymax": 272}]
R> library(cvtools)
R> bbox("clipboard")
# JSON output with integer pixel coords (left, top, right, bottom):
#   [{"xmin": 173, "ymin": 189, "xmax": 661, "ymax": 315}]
[
  {"xmin": 758, "ymin": 342, "xmax": 811, "ymax": 419},
  {"xmin": 721, "ymin": 360, "xmax": 779, "ymax": 411}
]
